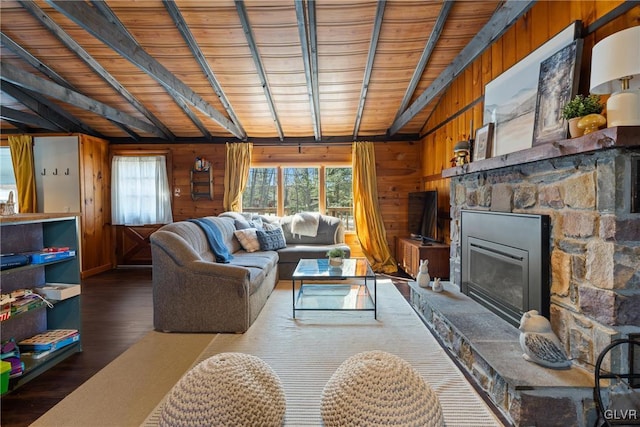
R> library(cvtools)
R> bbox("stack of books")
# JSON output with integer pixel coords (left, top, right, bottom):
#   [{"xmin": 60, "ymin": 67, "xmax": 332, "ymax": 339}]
[{"xmin": 18, "ymin": 329, "xmax": 80, "ymax": 359}]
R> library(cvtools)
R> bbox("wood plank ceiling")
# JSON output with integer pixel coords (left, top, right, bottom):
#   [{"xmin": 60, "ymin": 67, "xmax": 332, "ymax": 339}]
[{"xmin": 0, "ymin": 0, "xmax": 534, "ymax": 144}]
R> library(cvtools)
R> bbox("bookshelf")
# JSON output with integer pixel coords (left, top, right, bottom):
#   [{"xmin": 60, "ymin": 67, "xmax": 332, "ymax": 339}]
[{"xmin": 0, "ymin": 214, "xmax": 82, "ymax": 391}]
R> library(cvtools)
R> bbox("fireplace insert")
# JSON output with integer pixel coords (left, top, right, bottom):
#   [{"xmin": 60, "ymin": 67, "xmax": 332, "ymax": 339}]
[{"xmin": 460, "ymin": 210, "xmax": 550, "ymax": 327}]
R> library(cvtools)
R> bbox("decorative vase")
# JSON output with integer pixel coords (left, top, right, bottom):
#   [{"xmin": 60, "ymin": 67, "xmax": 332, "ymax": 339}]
[
  {"xmin": 577, "ymin": 113, "xmax": 606, "ymax": 135},
  {"xmin": 329, "ymin": 257, "xmax": 343, "ymax": 267},
  {"xmin": 568, "ymin": 117, "xmax": 584, "ymax": 138}
]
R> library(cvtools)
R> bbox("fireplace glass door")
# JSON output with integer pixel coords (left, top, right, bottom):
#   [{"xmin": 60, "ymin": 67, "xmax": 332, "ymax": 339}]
[{"xmin": 466, "ymin": 237, "xmax": 529, "ymax": 326}]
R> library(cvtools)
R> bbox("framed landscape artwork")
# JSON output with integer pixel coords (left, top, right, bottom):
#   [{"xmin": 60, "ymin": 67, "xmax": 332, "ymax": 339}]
[
  {"xmin": 532, "ymin": 40, "xmax": 582, "ymax": 146},
  {"xmin": 483, "ymin": 21, "xmax": 582, "ymax": 157},
  {"xmin": 473, "ymin": 123, "xmax": 494, "ymax": 161}
]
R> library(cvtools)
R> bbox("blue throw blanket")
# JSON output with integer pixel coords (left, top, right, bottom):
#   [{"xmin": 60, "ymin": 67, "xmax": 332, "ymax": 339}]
[{"xmin": 187, "ymin": 218, "xmax": 233, "ymax": 263}]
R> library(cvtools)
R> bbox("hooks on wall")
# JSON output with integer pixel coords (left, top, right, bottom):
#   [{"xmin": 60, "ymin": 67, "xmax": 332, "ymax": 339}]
[{"xmin": 40, "ymin": 168, "xmax": 70, "ymax": 176}]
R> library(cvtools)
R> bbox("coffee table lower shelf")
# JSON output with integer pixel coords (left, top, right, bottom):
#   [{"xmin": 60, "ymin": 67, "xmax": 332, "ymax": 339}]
[{"xmin": 293, "ymin": 283, "xmax": 376, "ymax": 318}]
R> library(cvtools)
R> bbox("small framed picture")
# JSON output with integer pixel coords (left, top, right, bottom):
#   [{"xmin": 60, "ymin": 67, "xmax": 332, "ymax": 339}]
[{"xmin": 473, "ymin": 123, "xmax": 494, "ymax": 161}]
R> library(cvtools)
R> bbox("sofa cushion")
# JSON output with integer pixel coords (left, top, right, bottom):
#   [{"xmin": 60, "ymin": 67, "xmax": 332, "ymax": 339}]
[
  {"xmin": 256, "ymin": 228, "xmax": 287, "ymax": 250},
  {"xmin": 234, "ymin": 228, "xmax": 261, "ymax": 252},
  {"xmin": 277, "ymin": 244, "xmax": 351, "ymax": 264},
  {"xmin": 280, "ymin": 214, "xmax": 344, "ymax": 245},
  {"xmin": 230, "ymin": 251, "xmax": 279, "ymax": 273}
]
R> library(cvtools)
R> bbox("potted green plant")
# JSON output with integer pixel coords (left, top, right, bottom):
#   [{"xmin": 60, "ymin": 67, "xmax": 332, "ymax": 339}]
[
  {"xmin": 326, "ymin": 248, "xmax": 347, "ymax": 267},
  {"xmin": 561, "ymin": 94, "xmax": 604, "ymax": 138}
]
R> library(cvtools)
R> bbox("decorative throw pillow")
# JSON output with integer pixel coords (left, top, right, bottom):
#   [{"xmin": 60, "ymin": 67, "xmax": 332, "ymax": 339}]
[
  {"xmin": 256, "ymin": 228, "xmax": 286, "ymax": 251},
  {"xmin": 262, "ymin": 221, "xmax": 281, "ymax": 231},
  {"xmin": 234, "ymin": 228, "xmax": 260, "ymax": 252}
]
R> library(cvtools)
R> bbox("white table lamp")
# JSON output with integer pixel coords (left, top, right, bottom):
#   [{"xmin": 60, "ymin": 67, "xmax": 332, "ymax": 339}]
[{"xmin": 589, "ymin": 26, "xmax": 640, "ymax": 127}]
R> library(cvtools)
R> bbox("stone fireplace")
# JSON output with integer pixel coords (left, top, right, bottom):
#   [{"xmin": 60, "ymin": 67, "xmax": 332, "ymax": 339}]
[
  {"xmin": 410, "ymin": 128, "xmax": 640, "ymax": 426},
  {"xmin": 449, "ymin": 140, "xmax": 640, "ymax": 371}
]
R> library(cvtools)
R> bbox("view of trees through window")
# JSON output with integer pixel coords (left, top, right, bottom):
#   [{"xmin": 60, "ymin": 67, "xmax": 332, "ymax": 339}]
[
  {"xmin": 284, "ymin": 167, "xmax": 319, "ymax": 214},
  {"xmin": 242, "ymin": 166, "xmax": 353, "ymax": 230}
]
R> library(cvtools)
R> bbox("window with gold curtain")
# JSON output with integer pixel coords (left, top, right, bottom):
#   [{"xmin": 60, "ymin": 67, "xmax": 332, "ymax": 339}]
[
  {"xmin": 8, "ymin": 135, "xmax": 37, "ymax": 213},
  {"xmin": 223, "ymin": 142, "xmax": 252, "ymax": 212},
  {"xmin": 352, "ymin": 141, "xmax": 397, "ymax": 273}
]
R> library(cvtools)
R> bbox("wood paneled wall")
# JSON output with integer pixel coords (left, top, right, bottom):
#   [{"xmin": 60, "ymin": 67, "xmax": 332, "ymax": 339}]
[
  {"xmin": 78, "ymin": 134, "xmax": 112, "ymax": 277},
  {"xmin": 112, "ymin": 143, "xmax": 227, "ymax": 221},
  {"xmin": 111, "ymin": 141, "xmax": 421, "ymax": 262},
  {"xmin": 420, "ymin": 1, "xmax": 639, "ymax": 244}
]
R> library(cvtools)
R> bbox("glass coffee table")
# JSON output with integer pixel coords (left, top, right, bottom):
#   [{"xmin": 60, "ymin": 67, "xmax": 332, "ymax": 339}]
[{"xmin": 292, "ymin": 258, "xmax": 377, "ymax": 319}]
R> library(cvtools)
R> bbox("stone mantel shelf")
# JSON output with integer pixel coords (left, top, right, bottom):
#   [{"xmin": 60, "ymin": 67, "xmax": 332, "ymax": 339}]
[{"xmin": 442, "ymin": 126, "xmax": 640, "ymax": 178}]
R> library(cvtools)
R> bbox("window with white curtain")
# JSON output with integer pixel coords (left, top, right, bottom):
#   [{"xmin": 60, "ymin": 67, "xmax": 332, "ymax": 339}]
[{"xmin": 111, "ymin": 155, "xmax": 173, "ymax": 225}]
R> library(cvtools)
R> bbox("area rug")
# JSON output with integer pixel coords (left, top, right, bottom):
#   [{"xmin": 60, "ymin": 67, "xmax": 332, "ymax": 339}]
[
  {"xmin": 30, "ymin": 332, "xmax": 215, "ymax": 427},
  {"xmin": 142, "ymin": 280, "xmax": 504, "ymax": 426}
]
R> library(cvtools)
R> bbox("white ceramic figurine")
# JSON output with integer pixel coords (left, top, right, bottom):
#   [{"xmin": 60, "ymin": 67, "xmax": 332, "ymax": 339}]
[
  {"xmin": 416, "ymin": 259, "xmax": 430, "ymax": 288},
  {"xmin": 432, "ymin": 278, "xmax": 443, "ymax": 292},
  {"xmin": 519, "ymin": 310, "xmax": 571, "ymax": 369}
]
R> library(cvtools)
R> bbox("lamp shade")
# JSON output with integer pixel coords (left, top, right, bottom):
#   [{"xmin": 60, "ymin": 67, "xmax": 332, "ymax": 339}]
[{"xmin": 590, "ymin": 26, "xmax": 640, "ymax": 94}]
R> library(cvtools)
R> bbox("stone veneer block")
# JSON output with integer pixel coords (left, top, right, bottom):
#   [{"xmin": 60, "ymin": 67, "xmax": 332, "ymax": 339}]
[{"xmin": 490, "ymin": 184, "xmax": 513, "ymax": 212}]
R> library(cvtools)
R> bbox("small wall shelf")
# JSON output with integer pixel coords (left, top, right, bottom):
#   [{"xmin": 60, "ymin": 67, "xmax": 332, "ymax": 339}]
[{"xmin": 190, "ymin": 169, "xmax": 213, "ymax": 200}]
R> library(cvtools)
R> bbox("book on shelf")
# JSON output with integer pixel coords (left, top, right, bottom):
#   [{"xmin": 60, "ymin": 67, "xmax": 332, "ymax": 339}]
[
  {"xmin": 10, "ymin": 294, "xmax": 45, "ymax": 314},
  {"xmin": 27, "ymin": 250, "xmax": 76, "ymax": 264},
  {"xmin": 0, "ymin": 253, "xmax": 30, "ymax": 270},
  {"xmin": 18, "ymin": 329, "xmax": 80, "ymax": 352}
]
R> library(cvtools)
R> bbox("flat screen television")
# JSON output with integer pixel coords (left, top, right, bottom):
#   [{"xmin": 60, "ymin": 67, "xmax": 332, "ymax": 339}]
[{"xmin": 408, "ymin": 190, "xmax": 438, "ymax": 243}]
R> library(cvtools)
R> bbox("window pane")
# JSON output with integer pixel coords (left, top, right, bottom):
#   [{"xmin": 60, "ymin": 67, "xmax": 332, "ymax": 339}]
[
  {"xmin": 242, "ymin": 167, "xmax": 277, "ymax": 216},
  {"xmin": 111, "ymin": 156, "xmax": 172, "ymax": 225},
  {"xmin": 283, "ymin": 167, "xmax": 319, "ymax": 215},
  {"xmin": 326, "ymin": 167, "xmax": 353, "ymax": 230},
  {"xmin": 0, "ymin": 147, "xmax": 18, "ymax": 212}
]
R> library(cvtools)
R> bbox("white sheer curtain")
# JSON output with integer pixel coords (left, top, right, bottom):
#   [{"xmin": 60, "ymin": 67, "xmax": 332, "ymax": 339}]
[{"xmin": 111, "ymin": 155, "xmax": 173, "ymax": 225}]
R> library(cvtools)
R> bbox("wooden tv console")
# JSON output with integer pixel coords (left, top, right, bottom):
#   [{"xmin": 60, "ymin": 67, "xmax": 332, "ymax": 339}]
[{"xmin": 396, "ymin": 237, "xmax": 450, "ymax": 279}]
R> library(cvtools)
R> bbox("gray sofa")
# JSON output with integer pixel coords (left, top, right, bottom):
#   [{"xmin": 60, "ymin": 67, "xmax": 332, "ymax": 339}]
[{"xmin": 150, "ymin": 213, "xmax": 350, "ymax": 333}]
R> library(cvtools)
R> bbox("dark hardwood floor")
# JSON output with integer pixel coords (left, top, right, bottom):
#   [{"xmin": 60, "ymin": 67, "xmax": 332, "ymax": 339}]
[{"xmin": 1, "ymin": 268, "xmax": 154, "ymax": 427}]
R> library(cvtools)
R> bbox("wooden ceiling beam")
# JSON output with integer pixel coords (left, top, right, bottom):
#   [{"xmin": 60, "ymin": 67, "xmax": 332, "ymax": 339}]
[
  {"xmin": 108, "ymin": 132, "xmax": 420, "ymax": 146},
  {"xmin": 168, "ymin": 89, "xmax": 213, "ymax": 141},
  {"xmin": 88, "ymin": 1, "xmax": 204, "ymax": 141},
  {"xmin": 46, "ymin": 0, "xmax": 245, "ymax": 140},
  {"xmin": 295, "ymin": 0, "xmax": 321, "ymax": 141},
  {"xmin": 389, "ymin": 0, "xmax": 536, "ymax": 135},
  {"xmin": 162, "ymin": 0, "xmax": 245, "ymax": 138},
  {"xmin": 1, "ymin": 31, "xmax": 70, "ymax": 90},
  {"xmin": 235, "ymin": 1, "xmax": 284, "ymax": 141},
  {"xmin": 1, "ymin": 79, "xmax": 105, "ymax": 138},
  {"xmin": 1, "ymin": 62, "xmax": 164, "ymax": 137},
  {"xmin": 1, "ymin": 106, "xmax": 64, "ymax": 132},
  {"xmin": 353, "ymin": 0, "xmax": 385, "ymax": 139},
  {"xmin": 21, "ymin": 0, "xmax": 172, "ymax": 139},
  {"xmin": 394, "ymin": 0, "xmax": 454, "ymax": 122}
]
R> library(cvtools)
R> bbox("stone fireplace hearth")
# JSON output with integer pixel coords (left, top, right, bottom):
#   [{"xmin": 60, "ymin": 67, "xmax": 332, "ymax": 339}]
[{"xmin": 411, "ymin": 128, "xmax": 640, "ymax": 426}]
